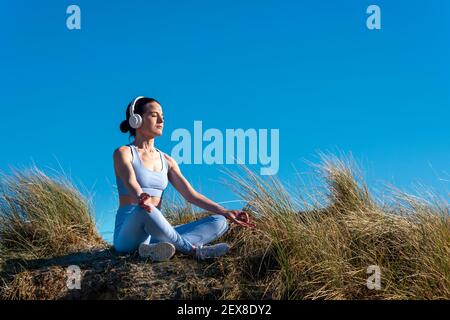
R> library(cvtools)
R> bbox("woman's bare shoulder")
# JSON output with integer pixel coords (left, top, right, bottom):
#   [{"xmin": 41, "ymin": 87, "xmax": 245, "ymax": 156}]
[{"xmin": 113, "ymin": 145, "xmax": 132, "ymax": 161}]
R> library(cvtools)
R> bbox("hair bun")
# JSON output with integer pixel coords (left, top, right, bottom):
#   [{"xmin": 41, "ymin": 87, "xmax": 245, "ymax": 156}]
[{"xmin": 120, "ymin": 120, "xmax": 130, "ymax": 133}]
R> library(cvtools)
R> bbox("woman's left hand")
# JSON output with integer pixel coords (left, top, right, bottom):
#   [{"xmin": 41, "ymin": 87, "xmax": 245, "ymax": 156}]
[{"xmin": 221, "ymin": 210, "xmax": 256, "ymax": 228}]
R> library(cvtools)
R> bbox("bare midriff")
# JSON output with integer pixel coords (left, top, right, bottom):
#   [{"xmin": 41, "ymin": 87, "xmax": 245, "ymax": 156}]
[{"xmin": 119, "ymin": 195, "xmax": 163, "ymax": 210}]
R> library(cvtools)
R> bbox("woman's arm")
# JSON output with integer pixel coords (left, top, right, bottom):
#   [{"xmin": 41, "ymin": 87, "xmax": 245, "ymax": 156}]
[
  {"xmin": 113, "ymin": 146, "xmax": 145, "ymax": 201},
  {"xmin": 166, "ymin": 154, "xmax": 255, "ymax": 227},
  {"xmin": 165, "ymin": 155, "xmax": 228, "ymax": 215}
]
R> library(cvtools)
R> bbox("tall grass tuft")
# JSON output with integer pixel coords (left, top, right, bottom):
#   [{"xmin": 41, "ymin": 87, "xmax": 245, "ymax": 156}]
[
  {"xmin": 0, "ymin": 166, "xmax": 105, "ymax": 262},
  {"xmin": 216, "ymin": 155, "xmax": 450, "ymax": 299}
]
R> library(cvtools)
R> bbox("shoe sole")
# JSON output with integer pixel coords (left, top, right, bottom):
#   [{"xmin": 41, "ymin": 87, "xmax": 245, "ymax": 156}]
[{"xmin": 139, "ymin": 242, "xmax": 176, "ymax": 261}]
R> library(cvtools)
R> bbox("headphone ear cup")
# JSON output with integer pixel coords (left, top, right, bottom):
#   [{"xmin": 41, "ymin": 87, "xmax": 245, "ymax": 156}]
[{"xmin": 129, "ymin": 114, "xmax": 142, "ymax": 129}]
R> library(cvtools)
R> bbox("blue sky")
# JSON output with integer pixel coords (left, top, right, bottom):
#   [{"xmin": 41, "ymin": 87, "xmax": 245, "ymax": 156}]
[{"xmin": 1, "ymin": 1, "xmax": 449, "ymax": 242}]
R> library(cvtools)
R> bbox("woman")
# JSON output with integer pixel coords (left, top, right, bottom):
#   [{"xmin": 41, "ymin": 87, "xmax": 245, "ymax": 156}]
[{"xmin": 113, "ymin": 96, "xmax": 255, "ymax": 262}]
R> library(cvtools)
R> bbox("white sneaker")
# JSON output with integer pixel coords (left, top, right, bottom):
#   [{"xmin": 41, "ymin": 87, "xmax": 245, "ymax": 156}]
[
  {"xmin": 138, "ymin": 242, "xmax": 176, "ymax": 261},
  {"xmin": 195, "ymin": 243, "xmax": 230, "ymax": 260}
]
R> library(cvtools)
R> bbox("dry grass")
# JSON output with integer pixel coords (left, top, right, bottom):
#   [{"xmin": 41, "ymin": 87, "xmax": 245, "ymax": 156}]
[
  {"xmin": 0, "ymin": 166, "xmax": 106, "ymax": 263},
  {"xmin": 211, "ymin": 155, "xmax": 450, "ymax": 299},
  {"xmin": 162, "ymin": 195, "xmax": 210, "ymax": 225},
  {"xmin": 1, "ymin": 155, "xmax": 449, "ymax": 300}
]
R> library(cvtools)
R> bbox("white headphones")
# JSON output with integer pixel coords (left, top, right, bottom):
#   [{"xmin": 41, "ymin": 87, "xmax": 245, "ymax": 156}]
[{"xmin": 128, "ymin": 96, "xmax": 145, "ymax": 129}]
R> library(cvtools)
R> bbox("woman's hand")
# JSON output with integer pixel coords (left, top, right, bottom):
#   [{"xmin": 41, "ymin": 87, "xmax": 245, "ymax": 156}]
[
  {"xmin": 221, "ymin": 209, "xmax": 256, "ymax": 228},
  {"xmin": 138, "ymin": 192, "xmax": 154, "ymax": 213}
]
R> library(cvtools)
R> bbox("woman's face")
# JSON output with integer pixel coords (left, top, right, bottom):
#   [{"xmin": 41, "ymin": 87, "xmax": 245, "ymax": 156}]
[{"xmin": 139, "ymin": 102, "xmax": 164, "ymax": 137}]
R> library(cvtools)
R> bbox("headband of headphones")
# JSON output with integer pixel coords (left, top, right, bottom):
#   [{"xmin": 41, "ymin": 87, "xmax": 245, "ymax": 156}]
[{"xmin": 129, "ymin": 96, "xmax": 145, "ymax": 118}]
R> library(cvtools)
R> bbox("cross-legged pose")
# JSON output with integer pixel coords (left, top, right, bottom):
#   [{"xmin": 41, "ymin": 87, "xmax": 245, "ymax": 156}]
[{"xmin": 113, "ymin": 96, "xmax": 255, "ymax": 261}]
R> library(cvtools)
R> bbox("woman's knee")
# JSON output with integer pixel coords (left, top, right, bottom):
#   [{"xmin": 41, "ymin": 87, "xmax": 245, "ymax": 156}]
[
  {"xmin": 211, "ymin": 214, "xmax": 229, "ymax": 232},
  {"xmin": 136, "ymin": 205, "xmax": 165, "ymax": 224},
  {"xmin": 135, "ymin": 205, "xmax": 154, "ymax": 215}
]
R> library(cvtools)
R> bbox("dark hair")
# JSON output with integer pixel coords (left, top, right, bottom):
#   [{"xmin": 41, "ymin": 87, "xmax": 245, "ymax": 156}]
[{"xmin": 120, "ymin": 97, "xmax": 160, "ymax": 137}]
